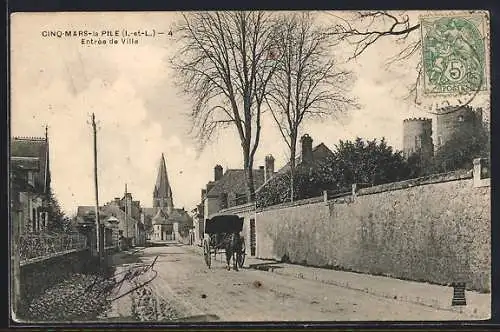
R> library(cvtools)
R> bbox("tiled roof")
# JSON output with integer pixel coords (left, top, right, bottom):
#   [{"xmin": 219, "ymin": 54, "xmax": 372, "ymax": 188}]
[
  {"xmin": 152, "ymin": 208, "xmax": 170, "ymax": 225},
  {"xmin": 11, "ymin": 137, "xmax": 50, "ymax": 193},
  {"xmin": 152, "ymin": 207, "xmax": 192, "ymax": 225},
  {"xmin": 206, "ymin": 169, "xmax": 265, "ymax": 198},
  {"xmin": 142, "ymin": 207, "xmax": 156, "ymax": 218},
  {"xmin": 256, "ymin": 143, "xmax": 334, "ymax": 192},
  {"xmin": 76, "ymin": 206, "xmax": 105, "ymax": 223},
  {"xmin": 77, "ymin": 204, "xmax": 140, "ymax": 225},
  {"xmin": 11, "ymin": 137, "xmax": 47, "ymax": 157},
  {"xmin": 170, "ymin": 208, "xmax": 192, "ymax": 225},
  {"xmin": 276, "ymin": 143, "xmax": 334, "ymax": 175}
]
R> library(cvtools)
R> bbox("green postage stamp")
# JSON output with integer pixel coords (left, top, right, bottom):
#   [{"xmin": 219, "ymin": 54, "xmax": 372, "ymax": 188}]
[{"xmin": 420, "ymin": 13, "xmax": 489, "ymax": 96}]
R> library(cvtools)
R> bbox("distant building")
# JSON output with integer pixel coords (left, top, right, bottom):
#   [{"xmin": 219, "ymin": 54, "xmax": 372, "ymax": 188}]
[
  {"xmin": 435, "ymin": 105, "xmax": 483, "ymax": 151},
  {"xmin": 192, "ymin": 163, "xmax": 266, "ymax": 247},
  {"xmin": 76, "ymin": 154, "xmax": 192, "ymax": 245},
  {"xmin": 402, "ymin": 118, "xmax": 434, "ymax": 166},
  {"xmin": 256, "ymin": 134, "xmax": 335, "ymax": 192},
  {"xmin": 190, "ymin": 203, "xmax": 204, "ymax": 246},
  {"xmin": 202, "ymin": 165, "xmax": 267, "ymax": 220},
  {"xmin": 10, "ymin": 129, "xmax": 51, "ymax": 234},
  {"xmin": 76, "ymin": 188, "xmax": 146, "ymax": 248},
  {"xmin": 141, "ymin": 154, "xmax": 192, "ymax": 242},
  {"xmin": 402, "ymin": 105, "xmax": 484, "ymax": 162}
]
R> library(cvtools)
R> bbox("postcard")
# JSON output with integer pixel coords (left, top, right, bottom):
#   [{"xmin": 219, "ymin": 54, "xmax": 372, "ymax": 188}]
[{"xmin": 9, "ymin": 10, "xmax": 490, "ymax": 323}]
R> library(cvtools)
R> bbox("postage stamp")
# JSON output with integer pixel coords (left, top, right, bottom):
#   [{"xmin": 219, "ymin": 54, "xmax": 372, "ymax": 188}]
[{"xmin": 420, "ymin": 14, "xmax": 489, "ymax": 96}]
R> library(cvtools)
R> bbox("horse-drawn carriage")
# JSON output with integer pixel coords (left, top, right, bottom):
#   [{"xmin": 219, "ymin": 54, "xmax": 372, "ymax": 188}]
[{"xmin": 203, "ymin": 214, "xmax": 246, "ymax": 270}]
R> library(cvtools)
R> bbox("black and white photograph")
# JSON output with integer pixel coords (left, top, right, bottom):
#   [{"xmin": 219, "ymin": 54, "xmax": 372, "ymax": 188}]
[{"xmin": 9, "ymin": 10, "xmax": 491, "ymax": 323}]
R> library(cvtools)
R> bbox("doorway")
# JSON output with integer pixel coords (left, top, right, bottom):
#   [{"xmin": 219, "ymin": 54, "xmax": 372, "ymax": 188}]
[{"xmin": 250, "ymin": 218, "xmax": 256, "ymax": 256}]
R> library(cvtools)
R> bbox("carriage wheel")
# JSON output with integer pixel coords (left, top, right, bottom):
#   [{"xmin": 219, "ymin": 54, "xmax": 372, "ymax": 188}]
[
  {"xmin": 237, "ymin": 238, "xmax": 246, "ymax": 268},
  {"xmin": 203, "ymin": 239, "xmax": 211, "ymax": 268}
]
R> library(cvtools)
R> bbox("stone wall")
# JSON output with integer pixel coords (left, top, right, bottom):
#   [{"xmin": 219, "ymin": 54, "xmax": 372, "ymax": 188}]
[
  {"xmin": 19, "ymin": 249, "xmax": 95, "ymax": 314},
  {"xmin": 255, "ymin": 165, "xmax": 490, "ymax": 292}
]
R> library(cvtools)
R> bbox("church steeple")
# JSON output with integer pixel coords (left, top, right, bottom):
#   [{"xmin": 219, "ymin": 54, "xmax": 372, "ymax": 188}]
[{"xmin": 153, "ymin": 153, "xmax": 173, "ymax": 213}]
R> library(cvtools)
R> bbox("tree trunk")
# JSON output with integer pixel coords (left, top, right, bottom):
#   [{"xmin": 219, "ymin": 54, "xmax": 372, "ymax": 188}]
[
  {"xmin": 244, "ymin": 152, "xmax": 256, "ymax": 203},
  {"xmin": 289, "ymin": 135, "xmax": 297, "ymax": 203}
]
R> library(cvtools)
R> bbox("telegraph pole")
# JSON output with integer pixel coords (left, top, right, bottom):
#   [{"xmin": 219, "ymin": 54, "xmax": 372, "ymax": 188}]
[
  {"xmin": 125, "ymin": 183, "xmax": 128, "ymax": 246},
  {"xmin": 90, "ymin": 113, "xmax": 104, "ymax": 263}
]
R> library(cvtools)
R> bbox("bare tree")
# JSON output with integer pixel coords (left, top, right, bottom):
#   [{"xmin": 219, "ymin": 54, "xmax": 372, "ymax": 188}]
[
  {"xmin": 328, "ymin": 11, "xmax": 420, "ymax": 61},
  {"xmin": 265, "ymin": 12, "xmax": 356, "ymax": 202},
  {"xmin": 327, "ymin": 11, "xmax": 422, "ymax": 102},
  {"xmin": 171, "ymin": 12, "xmax": 278, "ymax": 202},
  {"xmin": 328, "ymin": 10, "xmax": 486, "ymax": 110}
]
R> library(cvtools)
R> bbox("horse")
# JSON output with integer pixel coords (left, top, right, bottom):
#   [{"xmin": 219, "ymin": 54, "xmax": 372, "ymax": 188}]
[{"xmin": 224, "ymin": 232, "xmax": 243, "ymax": 271}]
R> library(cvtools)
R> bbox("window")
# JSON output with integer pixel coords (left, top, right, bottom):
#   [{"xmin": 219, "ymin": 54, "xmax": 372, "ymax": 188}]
[
  {"xmin": 220, "ymin": 193, "xmax": 228, "ymax": 209},
  {"xmin": 27, "ymin": 171, "xmax": 34, "ymax": 186},
  {"xmin": 415, "ymin": 136, "xmax": 422, "ymax": 149},
  {"xmin": 437, "ymin": 135, "xmax": 442, "ymax": 146},
  {"xmin": 458, "ymin": 115, "xmax": 464, "ymax": 122}
]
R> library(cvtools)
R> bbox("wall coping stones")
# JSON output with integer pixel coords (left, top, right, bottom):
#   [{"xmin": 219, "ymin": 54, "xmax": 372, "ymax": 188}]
[
  {"xmin": 217, "ymin": 202, "xmax": 255, "ymax": 215},
  {"xmin": 20, "ymin": 248, "xmax": 88, "ymax": 267},
  {"xmin": 219, "ymin": 158, "xmax": 489, "ymax": 214},
  {"xmin": 257, "ymin": 196, "xmax": 325, "ymax": 213},
  {"xmin": 356, "ymin": 169, "xmax": 473, "ymax": 197}
]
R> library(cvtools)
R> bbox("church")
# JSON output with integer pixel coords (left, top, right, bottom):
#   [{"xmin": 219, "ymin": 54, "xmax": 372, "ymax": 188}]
[{"xmin": 141, "ymin": 153, "xmax": 193, "ymax": 242}]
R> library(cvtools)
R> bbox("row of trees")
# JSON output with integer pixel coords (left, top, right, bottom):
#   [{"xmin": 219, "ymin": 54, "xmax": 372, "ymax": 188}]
[
  {"xmin": 46, "ymin": 190, "xmax": 72, "ymax": 233},
  {"xmin": 256, "ymin": 125, "xmax": 490, "ymax": 208},
  {"xmin": 172, "ymin": 12, "xmax": 357, "ymax": 202},
  {"xmin": 256, "ymin": 137, "xmax": 412, "ymax": 208},
  {"xmin": 172, "ymin": 11, "xmax": 489, "ymax": 204}
]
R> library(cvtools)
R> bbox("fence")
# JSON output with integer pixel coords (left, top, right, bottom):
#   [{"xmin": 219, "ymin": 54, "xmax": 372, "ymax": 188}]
[{"xmin": 19, "ymin": 232, "xmax": 88, "ymax": 263}]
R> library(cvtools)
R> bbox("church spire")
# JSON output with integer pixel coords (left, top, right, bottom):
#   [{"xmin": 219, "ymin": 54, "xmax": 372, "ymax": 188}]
[{"xmin": 153, "ymin": 153, "xmax": 173, "ymax": 213}]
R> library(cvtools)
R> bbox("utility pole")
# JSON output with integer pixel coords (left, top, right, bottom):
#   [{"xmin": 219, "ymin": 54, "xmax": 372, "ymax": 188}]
[
  {"xmin": 90, "ymin": 113, "xmax": 104, "ymax": 263},
  {"xmin": 125, "ymin": 183, "xmax": 128, "ymax": 247}
]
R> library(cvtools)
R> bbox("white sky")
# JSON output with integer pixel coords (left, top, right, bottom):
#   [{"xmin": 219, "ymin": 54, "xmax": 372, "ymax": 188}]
[{"xmin": 10, "ymin": 11, "xmax": 490, "ymax": 216}]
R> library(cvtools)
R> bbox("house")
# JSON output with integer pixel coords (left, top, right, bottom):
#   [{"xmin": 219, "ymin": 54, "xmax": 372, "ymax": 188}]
[
  {"xmin": 76, "ymin": 154, "xmax": 192, "ymax": 245},
  {"xmin": 141, "ymin": 154, "xmax": 193, "ymax": 242},
  {"xmin": 10, "ymin": 130, "xmax": 51, "ymax": 234},
  {"xmin": 202, "ymin": 166, "xmax": 267, "ymax": 220},
  {"xmin": 190, "ymin": 203, "xmax": 204, "ymax": 246},
  {"xmin": 256, "ymin": 134, "xmax": 334, "ymax": 192},
  {"xmin": 76, "ymin": 188, "xmax": 146, "ymax": 248},
  {"xmin": 193, "ymin": 156, "xmax": 274, "ymax": 246},
  {"xmin": 207, "ymin": 134, "xmax": 335, "ymax": 256}
]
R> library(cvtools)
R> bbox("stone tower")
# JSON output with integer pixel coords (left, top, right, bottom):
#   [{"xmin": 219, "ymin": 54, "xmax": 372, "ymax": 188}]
[
  {"xmin": 402, "ymin": 118, "xmax": 434, "ymax": 163},
  {"xmin": 435, "ymin": 105, "xmax": 483, "ymax": 151},
  {"xmin": 153, "ymin": 153, "xmax": 173, "ymax": 214}
]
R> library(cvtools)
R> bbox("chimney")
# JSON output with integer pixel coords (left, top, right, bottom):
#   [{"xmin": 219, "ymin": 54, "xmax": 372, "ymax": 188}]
[
  {"xmin": 206, "ymin": 181, "xmax": 215, "ymax": 194},
  {"xmin": 265, "ymin": 154, "xmax": 275, "ymax": 182},
  {"xmin": 300, "ymin": 134, "xmax": 313, "ymax": 164},
  {"xmin": 214, "ymin": 165, "xmax": 223, "ymax": 181},
  {"xmin": 114, "ymin": 197, "xmax": 121, "ymax": 205},
  {"xmin": 201, "ymin": 189, "xmax": 207, "ymax": 201}
]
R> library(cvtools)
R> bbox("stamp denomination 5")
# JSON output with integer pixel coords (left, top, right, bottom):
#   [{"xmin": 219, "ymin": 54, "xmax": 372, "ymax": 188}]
[{"xmin": 420, "ymin": 14, "xmax": 488, "ymax": 97}]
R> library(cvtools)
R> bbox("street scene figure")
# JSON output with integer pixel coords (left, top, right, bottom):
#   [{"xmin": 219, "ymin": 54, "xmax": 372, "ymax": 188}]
[{"xmin": 9, "ymin": 10, "xmax": 490, "ymax": 324}]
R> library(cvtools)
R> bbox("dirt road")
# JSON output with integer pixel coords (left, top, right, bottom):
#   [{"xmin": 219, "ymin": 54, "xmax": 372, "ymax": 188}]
[{"xmin": 120, "ymin": 243, "xmax": 469, "ymax": 322}]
